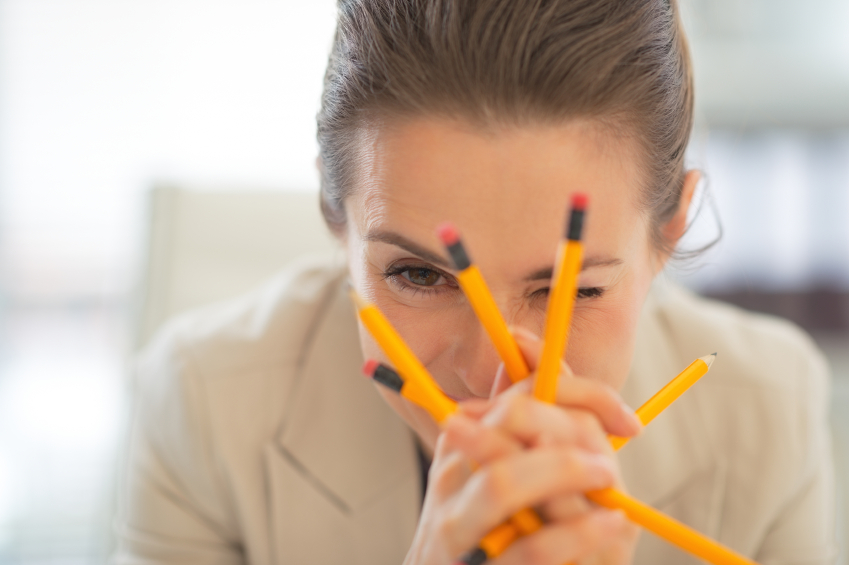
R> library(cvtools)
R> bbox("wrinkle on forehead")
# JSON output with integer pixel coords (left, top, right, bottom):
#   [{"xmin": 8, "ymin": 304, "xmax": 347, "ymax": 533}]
[
  {"xmin": 346, "ymin": 120, "xmax": 390, "ymax": 237},
  {"xmin": 344, "ymin": 115, "xmax": 650, "ymax": 256}
]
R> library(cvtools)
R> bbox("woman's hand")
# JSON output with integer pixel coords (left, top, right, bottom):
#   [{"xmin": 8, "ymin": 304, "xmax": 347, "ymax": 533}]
[{"xmin": 403, "ymin": 329, "xmax": 641, "ymax": 565}]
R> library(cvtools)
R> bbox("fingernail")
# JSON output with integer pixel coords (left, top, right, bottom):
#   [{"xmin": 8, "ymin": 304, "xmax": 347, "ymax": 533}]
[
  {"xmin": 621, "ymin": 400, "xmax": 643, "ymax": 434},
  {"xmin": 508, "ymin": 325, "xmax": 539, "ymax": 341},
  {"xmin": 597, "ymin": 508, "xmax": 627, "ymax": 530}
]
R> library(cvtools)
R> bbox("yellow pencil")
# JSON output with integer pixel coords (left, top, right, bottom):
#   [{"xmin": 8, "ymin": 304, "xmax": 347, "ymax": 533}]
[
  {"xmin": 609, "ymin": 353, "xmax": 717, "ymax": 451},
  {"xmin": 361, "ymin": 360, "xmax": 542, "ymax": 563},
  {"xmin": 587, "ymin": 488, "xmax": 756, "ymax": 565},
  {"xmin": 350, "ymin": 292, "xmax": 544, "ymax": 554},
  {"xmin": 533, "ymin": 194, "xmax": 587, "ymax": 403},
  {"xmin": 437, "ymin": 223, "xmax": 530, "ymax": 382},
  {"xmin": 353, "ymin": 289, "xmax": 755, "ymax": 565},
  {"xmin": 365, "ymin": 358, "xmax": 755, "ymax": 565},
  {"xmin": 350, "ymin": 290, "xmax": 456, "ymax": 422},
  {"xmin": 513, "ymin": 193, "xmax": 754, "ymax": 564}
]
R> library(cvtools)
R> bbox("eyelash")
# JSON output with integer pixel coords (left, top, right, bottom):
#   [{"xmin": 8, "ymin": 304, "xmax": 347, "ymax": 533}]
[
  {"xmin": 382, "ymin": 263, "xmax": 457, "ymax": 297},
  {"xmin": 382, "ymin": 263, "xmax": 606, "ymax": 300}
]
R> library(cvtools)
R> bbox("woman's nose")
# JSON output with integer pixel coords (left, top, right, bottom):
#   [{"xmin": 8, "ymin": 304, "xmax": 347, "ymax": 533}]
[
  {"xmin": 451, "ymin": 322, "xmax": 503, "ymax": 397},
  {"xmin": 452, "ymin": 293, "xmax": 541, "ymax": 396}
]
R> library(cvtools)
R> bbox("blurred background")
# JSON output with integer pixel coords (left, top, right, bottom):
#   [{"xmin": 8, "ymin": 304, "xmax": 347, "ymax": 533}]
[{"xmin": 0, "ymin": 0, "xmax": 846, "ymax": 563}]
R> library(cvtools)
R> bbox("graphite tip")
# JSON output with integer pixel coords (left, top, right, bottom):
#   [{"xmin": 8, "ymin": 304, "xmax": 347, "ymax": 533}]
[{"xmin": 700, "ymin": 352, "xmax": 717, "ymax": 369}]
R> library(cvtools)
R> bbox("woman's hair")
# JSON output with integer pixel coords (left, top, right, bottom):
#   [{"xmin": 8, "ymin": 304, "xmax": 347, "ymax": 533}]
[{"xmin": 317, "ymin": 0, "xmax": 693, "ymax": 252}]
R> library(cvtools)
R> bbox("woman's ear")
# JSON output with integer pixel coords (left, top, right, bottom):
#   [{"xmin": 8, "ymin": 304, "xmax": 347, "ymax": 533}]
[
  {"xmin": 654, "ymin": 170, "xmax": 700, "ymax": 272},
  {"xmin": 662, "ymin": 170, "xmax": 700, "ymax": 247}
]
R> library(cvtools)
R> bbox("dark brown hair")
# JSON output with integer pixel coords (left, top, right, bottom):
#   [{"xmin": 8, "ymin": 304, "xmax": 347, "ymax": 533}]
[{"xmin": 317, "ymin": 0, "xmax": 693, "ymax": 251}]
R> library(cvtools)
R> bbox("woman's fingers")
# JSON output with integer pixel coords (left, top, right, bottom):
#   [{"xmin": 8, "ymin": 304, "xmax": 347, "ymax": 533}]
[
  {"xmin": 554, "ymin": 378, "xmax": 641, "ymax": 438},
  {"xmin": 508, "ymin": 326, "xmax": 642, "ymax": 438},
  {"xmin": 492, "ymin": 509, "xmax": 628, "ymax": 565},
  {"xmin": 537, "ymin": 493, "xmax": 592, "ymax": 523},
  {"xmin": 454, "ymin": 446, "xmax": 616, "ymax": 540},
  {"xmin": 442, "ymin": 413, "xmax": 522, "ymax": 465},
  {"xmin": 479, "ymin": 393, "xmax": 610, "ymax": 454}
]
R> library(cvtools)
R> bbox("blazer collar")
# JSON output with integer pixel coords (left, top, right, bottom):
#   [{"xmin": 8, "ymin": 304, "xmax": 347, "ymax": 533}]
[{"xmin": 274, "ymin": 275, "xmax": 420, "ymax": 513}]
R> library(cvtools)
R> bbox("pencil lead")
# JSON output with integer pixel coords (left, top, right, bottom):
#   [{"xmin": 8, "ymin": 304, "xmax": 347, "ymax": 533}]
[{"xmin": 700, "ymin": 352, "xmax": 717, "ymax": 369}]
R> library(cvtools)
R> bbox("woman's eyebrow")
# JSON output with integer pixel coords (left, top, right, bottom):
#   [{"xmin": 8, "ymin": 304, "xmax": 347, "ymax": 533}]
[
  {"xmin": 364, "ymin": 230, "xmax": 453, "ymax": 269},
  {"xmin": 524, "ymin": 257, "xmax": 624, "ymax": 282}
]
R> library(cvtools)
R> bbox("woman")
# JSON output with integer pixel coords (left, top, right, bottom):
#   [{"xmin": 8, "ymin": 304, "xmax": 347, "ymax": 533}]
[{"xmin": 114, "ymin": 1, "xmax": 837, "ymax": 563}]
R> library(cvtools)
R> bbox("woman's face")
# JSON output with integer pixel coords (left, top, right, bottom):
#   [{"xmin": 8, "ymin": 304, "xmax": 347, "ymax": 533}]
[{"xmin": 344, "ymin": 117, "xmax": 665, "ymax": 449}]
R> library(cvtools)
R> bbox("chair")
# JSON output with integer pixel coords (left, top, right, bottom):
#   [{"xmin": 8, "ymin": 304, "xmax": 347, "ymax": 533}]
[{"xmin": 135, "ymin": 185, "xmax": 341, "ymax": 348}]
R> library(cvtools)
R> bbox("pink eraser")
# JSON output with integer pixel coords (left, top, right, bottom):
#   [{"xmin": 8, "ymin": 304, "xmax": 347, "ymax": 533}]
[
  {"xmin": 436, "ymin": 222, "xmax": 461, "ymax": 246},
  {"xmin": 571, "ymin": 193, "xmax": 589, "ymax": 211},
  {"xmin": 362, "ymin": 359, "xmax": 380, "ymax": 377}
]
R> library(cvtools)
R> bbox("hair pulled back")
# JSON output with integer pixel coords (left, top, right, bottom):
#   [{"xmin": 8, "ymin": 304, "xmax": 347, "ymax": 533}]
[{"xmin": 317, "ymin": 0, "xmax": 694, "ymax": 251}]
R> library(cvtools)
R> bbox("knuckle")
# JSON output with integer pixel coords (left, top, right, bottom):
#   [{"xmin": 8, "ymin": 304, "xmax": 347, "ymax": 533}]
[
  {"xmin": 433, "ymin": 429, "xmax": 454, "ymax": 457},
  {"xmin": 490, "ymin": 392, "xmax": 529, "ymax": 430},
  {"xmin": 572, "ymin": 410, "xmax": 604, "ymax": 438},
  {"xmin": 428, "ymin": 453, "xmax": 465, "ymax": 497},
  {"xmin": 504, "ymin": 394, "xmax": 532, "ymax": 427},
  {"xmin": 436, "ymin": 508, "xmax": 468, "ymax": 553},
  {"xmin": 516, "ymin": 536, "xmax": 552, "ymax": 564},
  {"xmin": 437, "ymin": 507, "xmax": 462, "ymax": 540},
  {"xmin": 479, "ymin": 463, "xmax": 513, "ymax": 502},
  {"xmin": 556, "ymin": 449, "xmax": 588, "ymax": 478},
  {"xmin": 583, "ymin": 381, "xmax": 613, "ymax": 407}
]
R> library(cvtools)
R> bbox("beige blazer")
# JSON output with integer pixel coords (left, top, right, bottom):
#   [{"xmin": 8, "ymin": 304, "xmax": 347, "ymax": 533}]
[{"xmin": 114, "ymin": 259, "xmax": 838, "ymax": 565}]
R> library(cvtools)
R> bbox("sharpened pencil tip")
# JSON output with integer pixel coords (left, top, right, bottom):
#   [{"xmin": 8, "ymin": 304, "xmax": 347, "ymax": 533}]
[{"xmin": 700, "ymin": 353, "xmax": 717, "ymax": 369}]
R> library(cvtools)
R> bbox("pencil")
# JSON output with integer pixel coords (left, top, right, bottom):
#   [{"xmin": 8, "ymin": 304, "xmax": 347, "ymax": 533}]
[
  {"xmin": 365, "ymin": 361, "xmax": 756, "ymax": 565},
  {"xmin": 609, "ymin": 353, "xmax": 717, "ymax": 451},
  {"xmin": 350, "ymin": 290, "xmax": 456, "ymax": 423},
  {"xmin": 533, "ymin": 194, "xmax": 587, "ymax": 403},
  {"xmin": 437, "ymin": 223, "xmax": 531, "ymax": 382},
  {"xmin": 586, "ymin": 488, "xmax": 756, "ymax": 565},
  {"xmin": 361, "ymin": 360, "xmax": 543, "ymax": 561}
]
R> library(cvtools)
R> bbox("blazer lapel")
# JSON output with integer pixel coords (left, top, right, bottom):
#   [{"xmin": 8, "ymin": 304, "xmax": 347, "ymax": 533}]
[{"xmin": 266, "ymin": 279, "xmax": 420, "ymax": 565}]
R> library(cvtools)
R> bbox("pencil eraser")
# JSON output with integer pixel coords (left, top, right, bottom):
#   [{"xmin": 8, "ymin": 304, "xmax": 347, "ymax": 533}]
[
  {"xmin": 362, "ymin": 359, "xmax": 380, "ymax": 377},
  {"xmin": 570, "ymin": 193, "xmax": 589, "ymax": 211},
  {"xmin": 436, "ymin": 222, "xmax": 461, "ymax": 246}
]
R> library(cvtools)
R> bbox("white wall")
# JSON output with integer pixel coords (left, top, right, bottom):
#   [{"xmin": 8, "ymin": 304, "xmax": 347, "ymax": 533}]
[
  {"xmin": 0, "ymin": 0, "xmax": 337, "ymax": 302},
  {"xmin": 683, "ymin": 0, "xmax": 849, "ymax": 127}
]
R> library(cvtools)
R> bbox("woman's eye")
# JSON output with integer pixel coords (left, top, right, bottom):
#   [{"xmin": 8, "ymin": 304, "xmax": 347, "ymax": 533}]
[
  {"xmin": 577, "ymin": 287, "xmax": 604, "ymax": 299},
  {"xmin": 530, "ymin": 287, "xmax": 604, "ymax": 300},
  {"xmin": 402, "ymin": 267, "xmax": 443, "ymax": 286}
]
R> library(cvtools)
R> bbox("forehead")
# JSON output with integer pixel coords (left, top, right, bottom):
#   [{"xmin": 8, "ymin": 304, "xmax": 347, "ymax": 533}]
[{"xmin": 348, "ymin": 116, "xmax": 648, "ymax": 267}]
